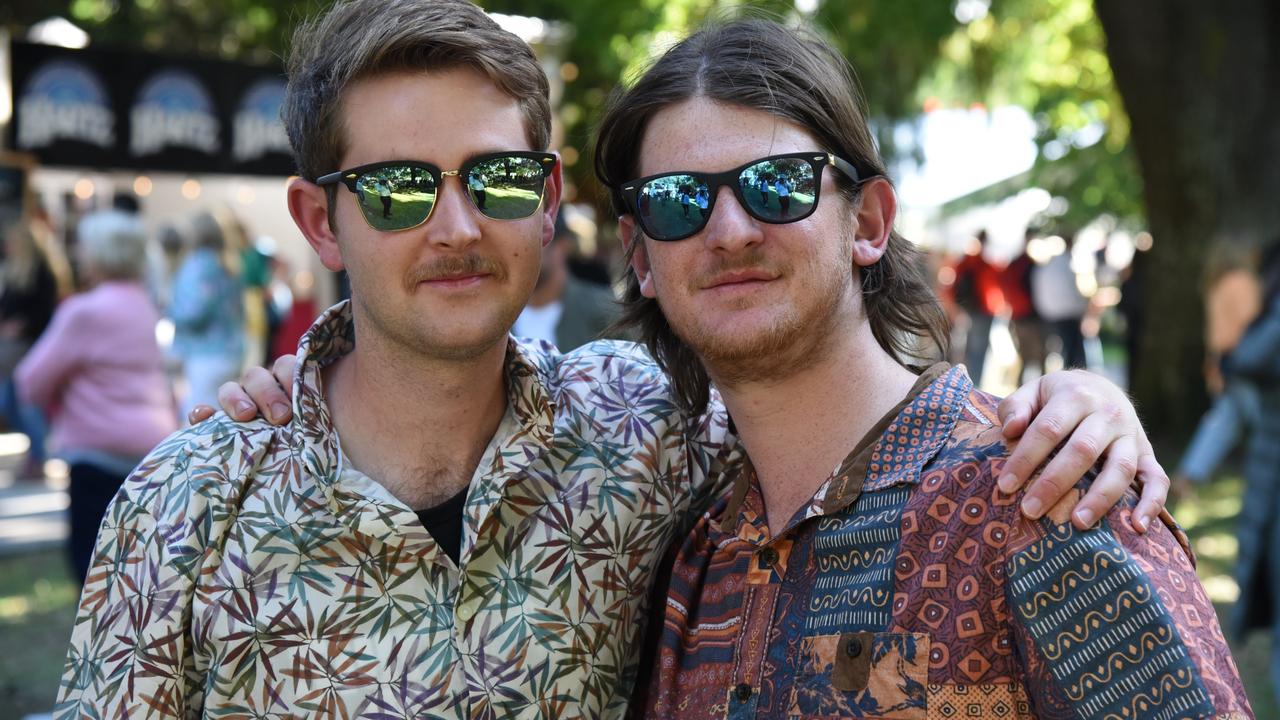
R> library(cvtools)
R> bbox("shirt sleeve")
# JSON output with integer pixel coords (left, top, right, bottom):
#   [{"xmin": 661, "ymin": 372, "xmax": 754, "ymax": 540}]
[
  {"xmin": 682, "ymin": 394, "xmax": 741, "ymax": 521},
  {"xmin": 1003, "ymin": 483, "xmax": 1253, "ymax": 718},
  {"xmin": 54, "ymin": 421, "xmax": 264, "ymax": 718},
  {"xmin": 15, "ymin": 299, "xmax": 87, "ymax": 410}
]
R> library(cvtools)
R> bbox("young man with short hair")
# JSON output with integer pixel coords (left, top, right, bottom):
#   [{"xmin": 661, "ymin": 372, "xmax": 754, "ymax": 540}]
[
  {"xmin": 57, "ymin": 1, "xmax": 736, "ymax": 716},
  {"xmin": 594, "ymin": 19, "xmax": 1251, "ymax": 717}
]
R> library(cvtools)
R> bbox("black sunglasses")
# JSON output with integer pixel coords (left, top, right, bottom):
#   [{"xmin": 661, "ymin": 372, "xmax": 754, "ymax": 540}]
[
  {"xmin": 316, "ymin": 151, "xmax": 557, "ymax": 232},
  {"xmin": 618, "ymin": 152, "xmax": 863, "ymax": 242}
]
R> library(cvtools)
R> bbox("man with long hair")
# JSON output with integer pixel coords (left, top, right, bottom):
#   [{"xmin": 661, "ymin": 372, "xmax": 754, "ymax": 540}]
[{"xmin": 594, "ymin": 19, "xmax": 1250, "ymax": 717}]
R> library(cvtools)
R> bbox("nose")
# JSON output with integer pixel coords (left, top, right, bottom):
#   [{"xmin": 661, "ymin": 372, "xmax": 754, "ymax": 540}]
[
  {"xmin": 424, "ymin": 173, "xmax": 481, "ymax": 250},
  {"xmin": 703, "ymin": 184, "xmax": 763, "ymax": 252}
]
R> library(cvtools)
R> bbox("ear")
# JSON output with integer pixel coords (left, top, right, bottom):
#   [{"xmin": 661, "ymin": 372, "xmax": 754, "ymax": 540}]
[
  {"xmin": 619, "ymin": 216, "xmax": 656, "ymax": 299},
  {"xmin": 850, "ymin": 177, "xmax": 897, "ymax": 267},
  {"xmin": 540, "ymin": 155, "xmax": 564, "ymax": 248},
  {"xmin": 288, "ymin": 177, "xmax": 344, "ymax": 272}
]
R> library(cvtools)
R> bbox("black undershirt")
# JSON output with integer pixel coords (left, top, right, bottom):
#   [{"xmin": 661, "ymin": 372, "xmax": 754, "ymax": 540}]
[{"xmin": 414, "ymin": 485, "xmax": 468, "ymax": 565}]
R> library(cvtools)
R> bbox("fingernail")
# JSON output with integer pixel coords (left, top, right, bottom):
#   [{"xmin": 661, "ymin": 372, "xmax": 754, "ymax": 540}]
[
  {"xmin": 998, "ymin": 473, "xmax": 1018, "ymax": 493},
  {"xmin": 1138, "ymin": 515, "xmax": 1150, "ymax": 532},
  {"xmin": 271, "ymin": 402, "xmax": 290, "ymax": 422},
  {"xmin": 1074, "ymin": 508, "xmax": 1095, "ymax": 527},
  {"xmin": 1021, "ymin": 496, "xmax": 1043, "ymax": 518},
  {"xmin": 236, "ymin": 401, "xmax": 255, "ymax": 417}
]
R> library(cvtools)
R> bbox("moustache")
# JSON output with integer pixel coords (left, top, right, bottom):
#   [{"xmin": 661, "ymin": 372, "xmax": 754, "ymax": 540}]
[{"xmin": 406, "ymin": 255, "xmax": 507, "ymax": 288}]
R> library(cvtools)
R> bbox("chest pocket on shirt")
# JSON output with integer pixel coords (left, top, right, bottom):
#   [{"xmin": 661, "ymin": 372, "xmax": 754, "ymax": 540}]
[{"xmin": 787, "ymin": 631, "xmax": 929, "ymax": 719}]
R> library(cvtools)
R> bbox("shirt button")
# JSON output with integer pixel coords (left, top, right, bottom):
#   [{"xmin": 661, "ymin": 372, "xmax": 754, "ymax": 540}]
[
  {"xmin": 734, "ymin": 683, "xmax": 753, "ymax": 701},
  {"xmin": 758, "ymin": 547, "xmax": 779, "ymax": 566},
  {"xmin": 456, "ymin": 597, "xmax": 480, "ymax": 622},
  {"xmin": 845, "ymin": 637, "xmax": 863, "ymax": 658}
]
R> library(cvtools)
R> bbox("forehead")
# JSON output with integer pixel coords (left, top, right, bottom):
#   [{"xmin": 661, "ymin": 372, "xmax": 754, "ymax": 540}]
[
  {"xmin": 339, "ymin": 68, "xmax": 530, "ymax": 169},
  {"xmin": 637, "ymin": 97, "xmax": 820, "ymax": 177}
]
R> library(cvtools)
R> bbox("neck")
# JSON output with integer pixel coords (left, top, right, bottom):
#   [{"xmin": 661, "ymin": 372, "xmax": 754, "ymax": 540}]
[
  {"xmin": 712, "ymin": 321, "xmax": 918, "ymax": 536},
  {"xmin": 324, "ymin": 316, "xmax": 509, "ymax": 510}
]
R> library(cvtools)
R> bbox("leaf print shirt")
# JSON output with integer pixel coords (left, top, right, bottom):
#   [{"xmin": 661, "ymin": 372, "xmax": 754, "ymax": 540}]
[{"xmin": 56, "ymin": 300, "xmax": 736, "ymax": 720}]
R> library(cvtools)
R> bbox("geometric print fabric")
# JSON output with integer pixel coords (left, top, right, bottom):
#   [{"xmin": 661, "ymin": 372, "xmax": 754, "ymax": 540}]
[{"xmin": 639, "ymin": 364, "xmax": 1253, "ymax": 719}]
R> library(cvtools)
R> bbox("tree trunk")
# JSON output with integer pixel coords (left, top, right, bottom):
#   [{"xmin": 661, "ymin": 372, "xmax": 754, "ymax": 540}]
[{"xmin": 1094, "ymin": 0, "xmax": 1280, "ymax": 444}]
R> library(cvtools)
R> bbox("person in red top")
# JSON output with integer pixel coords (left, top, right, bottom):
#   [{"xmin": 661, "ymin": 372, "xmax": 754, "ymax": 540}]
[
  {"xmin": 1001, "ymin": 229, "xmax": 1045, "ymax": 383},
  {"xmin": 951, "ymin": 230, "xmax": 1004, "ymax": 386}
]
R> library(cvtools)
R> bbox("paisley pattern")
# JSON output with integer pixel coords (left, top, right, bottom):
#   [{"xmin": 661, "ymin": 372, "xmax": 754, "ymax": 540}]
[
  {"xmin": 55, "ymin": 301, "xmax": 736, "ymax": 719},
  {"xmin": 640, "ymin": 364, "xmax": 1252, "ymax": 719}
]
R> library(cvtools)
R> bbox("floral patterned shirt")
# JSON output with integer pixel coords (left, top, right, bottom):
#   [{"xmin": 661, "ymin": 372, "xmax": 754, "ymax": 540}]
[
  {"xmin": 637, "ymin": 364, "xmax": 1252, "ymax": 719},
  {"xmin": 56, "ymin": 301, "xmax": 735, "ymax": 719}
]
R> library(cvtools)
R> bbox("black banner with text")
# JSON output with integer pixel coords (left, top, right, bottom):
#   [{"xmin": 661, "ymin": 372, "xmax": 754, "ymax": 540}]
[{"xmin": 8, "ymin": 41, "xmax": 294, "ymax": 176}]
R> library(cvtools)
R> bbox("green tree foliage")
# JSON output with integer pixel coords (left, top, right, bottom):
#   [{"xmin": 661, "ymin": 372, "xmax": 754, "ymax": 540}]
[
  {"xmin": 3, "ymin": 0, "xmax": 304, "ymax": 64},
  {"xmin": 921, "ymin": 0, "xmax": 1143, "ymax": 230}
]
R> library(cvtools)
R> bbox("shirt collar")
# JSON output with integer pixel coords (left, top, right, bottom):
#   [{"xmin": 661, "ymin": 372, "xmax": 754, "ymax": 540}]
[
  {"xmin": 289, "ymin": 301, "xmax": 558, "ymax": 528},
  {"xmin": 719, "ymin": 362, "xmax": 970, "ymax": 532}
]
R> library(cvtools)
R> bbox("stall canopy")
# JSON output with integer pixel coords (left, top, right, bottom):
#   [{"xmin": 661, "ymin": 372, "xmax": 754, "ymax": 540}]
[{"xmin": 9, "ymin": 40, "xmax": 294, "ymax": 176}]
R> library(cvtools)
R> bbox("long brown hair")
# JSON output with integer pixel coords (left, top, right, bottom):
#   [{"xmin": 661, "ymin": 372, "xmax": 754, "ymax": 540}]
[{"xmin": 594, "ymin": 17, "xmax": 949, "ymax": 415}]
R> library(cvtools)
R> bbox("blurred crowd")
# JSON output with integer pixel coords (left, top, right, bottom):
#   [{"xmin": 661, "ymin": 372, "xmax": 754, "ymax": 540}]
[
  {"xmin": 0, "ymin": 196, "xmax": 320, "ymax": 579},
  {"xmin": 931, "ymin": 226, "xmax": 1143, "ymax": 390},
  {"xmin": 935, "ymin": 224, "xmax": 1280, "ymax": 696}
]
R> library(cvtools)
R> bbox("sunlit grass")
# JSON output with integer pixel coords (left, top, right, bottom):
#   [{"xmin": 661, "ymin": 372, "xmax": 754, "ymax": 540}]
[
  {"xmin": 1173, "ymin": 491, "xmax": 1242, "ymax": 529},
  {"xmin": 0, "ymin": 577, "xmax": 78, "ymax": 621},
  {"xmin": 1193, "ymin": 532, "xmax": 1239, "ymax": 561},
  {"xmin": 1171, "ymin": 470, "xmax": 1276, "ymax": 715},
  {"xmin": 0, "ymin": 550, "xmax": 77, "ymax": 715}
]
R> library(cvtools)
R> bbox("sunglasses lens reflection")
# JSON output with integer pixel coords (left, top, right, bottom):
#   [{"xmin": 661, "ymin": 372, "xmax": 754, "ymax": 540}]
[
  {"xmin": 354, "ymin": 166, "xmax": 438, "ymax": 231},
  {"xmin": 636, "ymin": 175, "xmax": 713, "ymax": 240},
  {"xmin": 467, "ymin": 156, "xmax": 549, "ymax": 220},
  {"xmin": 740, "ymin": 158, "xmax": 817, "ymax": 222}
]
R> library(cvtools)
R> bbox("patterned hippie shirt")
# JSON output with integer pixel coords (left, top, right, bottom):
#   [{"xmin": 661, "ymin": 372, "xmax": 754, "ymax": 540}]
[
  {"xmin": 638, "ymin": 364, "xmax": 1252, "ymax": 719},
  {"xmin": 56, "ymin": 301, "xmax": 735, "ymax": 719}
]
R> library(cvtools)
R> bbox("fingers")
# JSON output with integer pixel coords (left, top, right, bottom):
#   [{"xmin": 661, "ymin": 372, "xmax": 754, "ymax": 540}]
[
  {"xmin": 997, "ymin": 391, "xmax": 1089, "ymax": 496},
  {"xmin": 243, "ymin": 365, "xmax": 294, "ymax": 425},
  {"xmin": 215, "ymin": 380, "xmax": 259, "ymax": 421},
  {"xmin": 1130, "ymin": 436, "xmax": 1169, "ymax": 534},
  {"xmin": 1067, "ymin": 434, "xmax": 1138, "ymax": 530},
  {"xmin": 273, "ymin": 354, "xmax": 299, "ymax": 397},
  {"xmin": 1013, "ymin": 404, "xmax": 1116, "ymax": 515},
  {"xmin": 997, "ymin": 377, "xmax": 1043, "ymax": 440},
  {"xmin": 187, "ymin": 404, "xmax": 218, "ymax": 425}
]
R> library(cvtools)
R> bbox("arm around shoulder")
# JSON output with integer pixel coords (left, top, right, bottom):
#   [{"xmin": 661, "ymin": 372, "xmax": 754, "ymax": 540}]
[{"xmin": 1001, "ymin": 478, "xmax": 1253, "ymax": 718}]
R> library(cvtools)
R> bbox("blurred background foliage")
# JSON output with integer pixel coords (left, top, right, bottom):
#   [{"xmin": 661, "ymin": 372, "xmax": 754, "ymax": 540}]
[{"xmin": 2, "ymin": 0, "xmax": 1139, "ymax": 224}]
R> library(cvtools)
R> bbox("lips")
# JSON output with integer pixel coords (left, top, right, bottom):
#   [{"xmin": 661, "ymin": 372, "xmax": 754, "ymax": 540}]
[
  {"xmin": 420, "ymin": 273, "xmax": 487, "ymax": 289},
  {"xmin": 701, "ymin": 269, "xmax": 778, "ymax": 289}
]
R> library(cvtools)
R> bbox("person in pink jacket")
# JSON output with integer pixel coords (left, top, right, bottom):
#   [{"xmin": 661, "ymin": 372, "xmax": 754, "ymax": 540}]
[{"xmin": 16, "ymin": 210, "xmax": 178, "ymax": 582}]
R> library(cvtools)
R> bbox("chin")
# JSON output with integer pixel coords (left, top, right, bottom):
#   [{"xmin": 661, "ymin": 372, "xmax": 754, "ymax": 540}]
[
  {"xmin": 681, "ymin": 315, "xmax": 805, "ymax": 373},
  {"xmin": 425, "ymin": 314, "xmax": 517, "ymax": 356}
]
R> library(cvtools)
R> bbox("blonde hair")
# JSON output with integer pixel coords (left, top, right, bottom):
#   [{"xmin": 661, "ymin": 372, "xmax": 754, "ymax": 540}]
[{"xmin": 3, "ymin": 217, "xmax": 72, "ymax": 296}]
